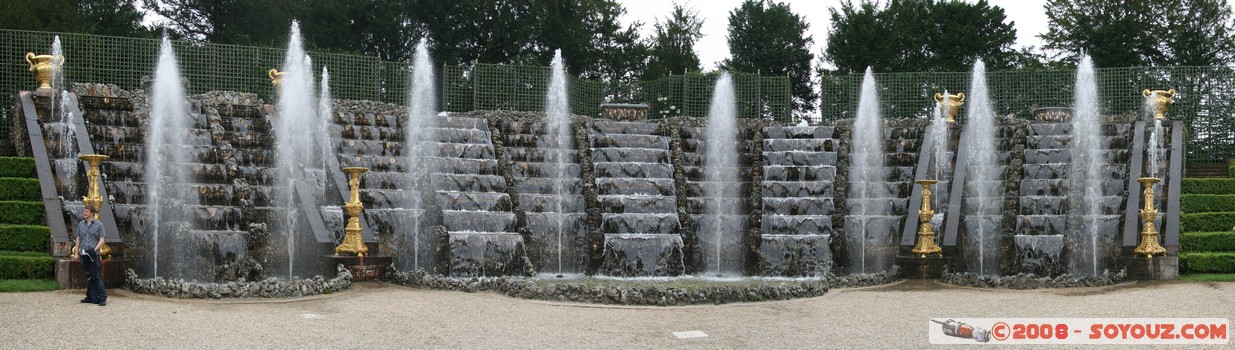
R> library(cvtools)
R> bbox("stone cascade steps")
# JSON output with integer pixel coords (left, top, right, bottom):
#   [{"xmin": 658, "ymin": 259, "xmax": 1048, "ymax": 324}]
[
  {"xmin": 426, "ymin": 116, "xmax": 526, "ymax": 277},
  {"xmin": 590, "ymin": 120, "xmax": 682, "ymax": 277},
  {"xmin": 758, "ymin": 126, "xmax": 838, "ymax": 276},
  {"xmin": 495, "ymin": 120, "xmax": 587, "ymax": 274},
  {"xmin": 75, "ymin": 94, "xmax": 279, "ymax": 272},
  {"xmin": 329, "ymin": 111, "xmax": 528, "ymax": 277},
  {"xmin": 679, "ymin": 126, "xmax": 754, "ymax": 274},
  {"xmin": 843, "ymin": 126, "xmax": 925, "ymax": 274},
  {"xmin": 1012, "ymin": 122, "xmax": 1135, "ymax": 275}
]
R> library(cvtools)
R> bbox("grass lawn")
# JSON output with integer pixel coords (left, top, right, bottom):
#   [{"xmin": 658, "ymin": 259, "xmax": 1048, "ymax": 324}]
[
  {"xmin": 1179, "ymin": 274, "xmax": 1235, "ymax": 282},
  {"xmin": 0, "ymin": 279, "xmax": 59, "ymax": 292}
]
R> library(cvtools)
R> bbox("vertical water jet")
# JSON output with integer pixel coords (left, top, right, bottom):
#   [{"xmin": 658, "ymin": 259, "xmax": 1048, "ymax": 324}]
[
  {"xmin": 960, "ymin": 60, "xmax": 1003, "ymax": 276},
  {"xmin": 702, "ymin": 72, "xmax": 742, "ymax": 275}
]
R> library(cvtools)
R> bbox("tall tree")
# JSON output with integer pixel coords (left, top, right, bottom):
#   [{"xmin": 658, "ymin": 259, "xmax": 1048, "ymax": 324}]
[
  {"xmin": 823, "ymin": 0, "xmax": 1021, "ymax": 73},
  {"xmin": 408, "ymin": 0, "xmax": 645, "ymax": 84},
  {"xmin": 643, "ymin": 4, "xmax": 704, "ymax": 80},
  {"xmin": 1, "ymin": 0, "xmax": 150, "ymax": 37},
  {"xmin": 144, "ymin": 0, "xmax": 293, "ymax": 44},
  {"xmin": 1040, "ymin": 0, "xmax": 1235, "ymax": 67},
  {"xmin": 724, "ymin": 0, "xmax": 818, "ymax": 115}
]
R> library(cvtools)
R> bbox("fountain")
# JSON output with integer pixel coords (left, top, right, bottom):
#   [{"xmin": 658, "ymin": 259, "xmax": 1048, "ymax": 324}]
[
  {"xmin": 541, "ymin": 49, "xmax": 584, "ymax": 274},
  {"xmin": 401, "ymin": 37, "xmax": 438, "ymax": 272},
  {"xmin": 319, "ymin": 67, "xmax": 333, "ymax": 172},
  {"xmin": 926, "ymin": 92, "xmax": 957, "ymax": 228},
  {"xmin": 701, "ymin": 72, "xmax": 743, "ymax": 275},
  {"xmin": 960, "ymin": 60, "xmax": 1004, "ymax": 276},
  {"xmin": 1067, "ymin": 56, "xmax": 1116, "ymax": 277},
  {"xmin": 144, "ymin": 36, "xmax": 195, "ymax": 279},
  {"xmin": 845, "ymin": 67, "xmax": 891, "ymax": 274},
  {"xmin": 272, "ymin": 21, "xmax": 321, "ymax": 279}
]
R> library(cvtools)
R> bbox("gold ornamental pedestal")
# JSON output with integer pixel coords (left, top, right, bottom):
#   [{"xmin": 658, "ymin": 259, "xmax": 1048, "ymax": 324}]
[
  {"xmin": 933, "ymin": 92, "xmax": 965, "ymax": 123},
  {"xmin": 26, "ymin": 52, "xmax": 63, "ymax": 92},
  {"xmin": 335, "ymin": 167, "xmax": 369, "ymax": 256},
  {"xmin": 76, "ymin": 154, "xmax": 111, "ymax": 259},
  {"xmin": 1134, "ymin": 177, "xmax": 1167, "ymax": 258},
  {"xmin": 912, "ymin": 179, "xmax": 944, "ymax": 258},
  {"xmin": 1142, "ymin": 89, "xmax": 1176, "ymax": 120}
]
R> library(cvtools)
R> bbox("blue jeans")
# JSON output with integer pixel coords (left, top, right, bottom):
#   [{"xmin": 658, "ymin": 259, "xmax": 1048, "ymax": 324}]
[{"xmin": 82, "ymin": 249, "xmax": 107, "ymax": 303}]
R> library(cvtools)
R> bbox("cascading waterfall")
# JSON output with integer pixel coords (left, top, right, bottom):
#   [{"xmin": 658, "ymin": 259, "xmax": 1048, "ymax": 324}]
[
  {"xmin": 545, "ymin": 49, "xmax": 574, "ymax": 274},
  {"xmin": 1144, "ymin": 94, "xmax": 1165, "ymax": 179},
  {"xmin": 925, "ymin": 92, "xmax": 952, "ymax": 230},
  {"xmin": 703, "ymin": 72, "xmax": 742, "ymax": 275},
  {"xmin": 273, "ymin": 21, "xmax": 319, "ymax": 279},
  {"xmin": 47, "ymin": 37, "xmax": 79, "ymax": 199},
  {"xmin": 1068, "ymin": 56, "xmax": 1109, "ymax": 277},
  {"xmin": 403, "ymin": 38, "xmax": 438, "ymax": 272},
  {"xmin": 960, "ymin": 60, "xmax": 1003, "ymax": 276},
  {"xmin": 318, "ymin": 66, "xmax": 333, "ymax": 180},
  {"xmin": 145, "ymin": 36, "xmax": 194, "ymax": 278},
  {"xmin": 846, "ymin": 67, "xmax": 889, "ymax": 274}
]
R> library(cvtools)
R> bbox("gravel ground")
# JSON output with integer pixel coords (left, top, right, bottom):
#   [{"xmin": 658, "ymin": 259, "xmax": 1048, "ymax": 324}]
[{"xmin": 2, "ymin": 280, "xmax": 1232, "ymax": 349}]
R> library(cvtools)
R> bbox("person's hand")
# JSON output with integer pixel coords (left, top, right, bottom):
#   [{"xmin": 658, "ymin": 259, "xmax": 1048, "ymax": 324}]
[{"xmin": 70, "ymin": 254, "xmax": 78, "ymax": 261}]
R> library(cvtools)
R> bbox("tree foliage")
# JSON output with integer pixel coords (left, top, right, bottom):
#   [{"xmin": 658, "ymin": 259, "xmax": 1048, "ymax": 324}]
[
  {"xmin": 724, "ymin": 0, "xmax": 817, "ymax": 115},
  {"xmin": 1, "ymin": 0, "xmax": 150, "ymax": 37},
  {"xmin": 1041, "ymin": 0, "xmax": 1235, "ymax": 67},
  {"xmin": 643, "ymin": 4, "xmax": 703, "ymax": 80},
  {"xmin": 823, "ymin": 0, "xmax": 1021, "ymax": 74},
  {"xmin": 408, "ymin": 0, "xmax": 646, "ymax": 84}
]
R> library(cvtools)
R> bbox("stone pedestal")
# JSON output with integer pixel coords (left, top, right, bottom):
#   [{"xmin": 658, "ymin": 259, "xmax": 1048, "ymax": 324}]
[
  {"xmin": 326, "ymin": 255, "xmax": 392, "ymax": 282},
  {"xmin": 1126, "ymin": 255, "xmax": 1178, "ymax": 280},
  {"xmin": 895, "ymin": 255, "xmax": 950, "ymax": 279},
  {"xmin": 55, "ymin": 258, "xmax": 131, "ymax": 289}
]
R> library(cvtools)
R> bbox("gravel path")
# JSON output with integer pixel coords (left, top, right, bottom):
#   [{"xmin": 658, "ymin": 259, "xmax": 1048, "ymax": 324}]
[{"xmin": 2, "ymin": 280, "xmax": 1232, "ymax": 348}]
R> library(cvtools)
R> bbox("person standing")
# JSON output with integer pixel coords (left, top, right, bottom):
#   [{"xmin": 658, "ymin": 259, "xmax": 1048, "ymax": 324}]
[{"xmin": 72, "ymin": 205, "xmax": 107, "ymax": 306}]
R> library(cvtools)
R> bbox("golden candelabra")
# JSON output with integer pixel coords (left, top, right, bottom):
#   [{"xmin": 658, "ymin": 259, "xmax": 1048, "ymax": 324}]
[
  {"xmin": 26, "ymin": 52, "xmax": 64, "ymax": 92},
  {"xmin": 1134, "ymin": 177, "xmax": 1167, "ymax": 258},
  {"xmin": 335, "ymin": 167, "xmax": 369, "ymax": 256},
  {"xmin": 268, "ymin": 68, "xmax": 285, "ymax": 87},
  {"xmin": 933, "ymin": 92, "xmax": 965, "ymax": 123},
  {"xmin": 1142, "ymin": 89, "xmax": 1176, "ymax": 120},
  {"xmin": 77, "ymin": 154, "xmax": 111, "ymax": 259},
  {"xmin": 912, "ymin": 179, "xmax": 944, "ymax": 258}
]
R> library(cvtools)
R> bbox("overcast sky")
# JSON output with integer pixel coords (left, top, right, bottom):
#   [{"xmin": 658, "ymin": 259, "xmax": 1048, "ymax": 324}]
[{"xmin": 618, "ymin": 0, "xmax": 1050, "ymax": 70}]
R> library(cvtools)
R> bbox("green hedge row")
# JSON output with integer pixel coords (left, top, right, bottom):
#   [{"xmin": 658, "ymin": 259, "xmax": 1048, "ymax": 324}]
[
  {"xmin": 1181, "ymin": 232, "xmax": 1235, "ymax": 252},
  {"xmin": 0, "ymin": 178, "xmax": 41, "ymax": 201},
  {"xmin": 1181, "ymin": 178, "xmax": 1235, "ymax": 194},
  {"xmin": 1181, "ymin": 212, "xmax": 1235, "ymax": 232},
  {"xmin": 1180, "ymin": 194, "xmax": 1235, "ymax": 213},
  {"xmin": 0, "ymin": 225, "xmax": 48, "ymax": 252},
  {"xmin": 0, "ymin": 157, "xmax": 35, "ymax": 179},
  {"xmin": 0, "ymin": 253, "xmax": 54, "ymax": 279},
  {"xmin": 1180, "ymin": 252, "xmax": 1235, "ymax": 273},
  {"xmin": 0, "ymin": 201, "xmax": 44, "ymax": 225}
]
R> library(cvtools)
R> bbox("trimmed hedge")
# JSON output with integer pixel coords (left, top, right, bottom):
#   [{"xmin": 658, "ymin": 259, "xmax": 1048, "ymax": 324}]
[
  {"xmin": 1181, "ymin": 178, "xmax": 1235, "ymax": 194},
  {"xmin": 1180, "ymin": 194, "xmax": 1235, "ymax": 213},
  {"xmin": 0, "ymin": 253, "xmax": 54, "ymax": 279},
  {"xmin": 0, "ymin": 201, "xmax": 44, "ymax": 225},
  {"xmin": 0, "ymin": 178, "xmax": 41, "ymax": 201},
  {"xmin": 0, "ymin": 225, "xmax": 49, "ymax": 252},
  {"xmin": 1181, "ymin": 212, "xmax": 1235, "ymax": 233},
  {"xmin": 1181, "ymin": 231, "xmax": 1235, "ymax": 252},
  {"xmin": 0, "ymin": 157, "xmax": 35, "ymax": 179},
  {"xmin": 1180, "ymin": 252, "xmax": 1235, "ymax": 273}
]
